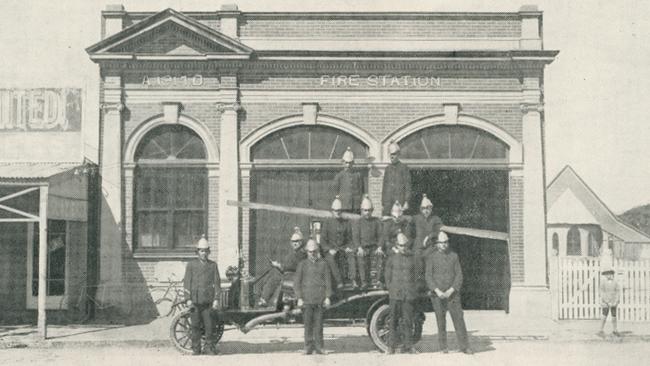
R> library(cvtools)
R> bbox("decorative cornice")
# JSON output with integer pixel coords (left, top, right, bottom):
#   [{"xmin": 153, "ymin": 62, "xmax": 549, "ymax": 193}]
[
  {"xmin": 215, "ymin": 102, "xmax": 242, "ymax": 113},
  {"xmin": 96, "ymin": 59, "xmax": 551, "ymax": 72},
  {"xmin": 520, "ymin": 102, "xmax": 544, "ymax": 113},
  {"xmin": 101, "ymin": 103, "xmax": 125, "ymax": 113}
]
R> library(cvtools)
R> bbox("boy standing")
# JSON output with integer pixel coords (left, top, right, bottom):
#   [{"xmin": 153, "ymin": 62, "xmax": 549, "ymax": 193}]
[{"xmin": 598, "ymin": 269, "xmax": 621, "ymax": 337}]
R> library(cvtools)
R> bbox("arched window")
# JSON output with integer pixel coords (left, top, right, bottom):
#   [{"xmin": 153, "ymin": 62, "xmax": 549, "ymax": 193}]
[
  {"xmin": 251, "ymin": 125, "xmax": 368, "ymax": 162},
  {"xmin": 567, "ymin": 226, "xmax": 582, "ymax": 256},
  {"xmin": 134, "ymin": 125, "xmax": 208, "ymax": 251},
  {"xmin": 552, "ymin": 233, "xmax": 559, "ymax": 255},
  {"xmin": 398, "ymin": 125, "xmax": 508, "ymax": 161}
]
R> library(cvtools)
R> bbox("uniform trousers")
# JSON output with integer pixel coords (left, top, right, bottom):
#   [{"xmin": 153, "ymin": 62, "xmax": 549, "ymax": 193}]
[
  {"xmin": 356, "ymin": 246, "xmax": 379, "ymax": 286},
  {"xmin": 190, "ymin": 303, "xmax": 215, "ymax": 352},
  {"xmin": 259, "ymin": 268, "xmax": 282, "ymax": 303},
  {"xmin": 303, "ymin": 304, "xmax": 324, "ymax": 351},
  {"xmin": 323, "ymin": 251, "xmax": 355, "ymax": 285},
  {"xmin": 431, "ymin": 293, "xmax": 469, "ymax": 350},
  {"xmin": 388, "ymin": 299, "xmax": 414, "ymax": 350}
]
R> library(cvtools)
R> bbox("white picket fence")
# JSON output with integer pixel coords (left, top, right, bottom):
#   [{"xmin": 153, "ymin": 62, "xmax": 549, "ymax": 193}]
[{"xmin": 550, "ymin": 256, "xmax": 650, "ymax": 320}]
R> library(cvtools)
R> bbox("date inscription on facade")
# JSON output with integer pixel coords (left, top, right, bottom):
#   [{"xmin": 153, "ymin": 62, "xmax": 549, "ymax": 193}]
[{"xmin": 142, "ymin": 75, "xmax": 204, "ymax": 87}]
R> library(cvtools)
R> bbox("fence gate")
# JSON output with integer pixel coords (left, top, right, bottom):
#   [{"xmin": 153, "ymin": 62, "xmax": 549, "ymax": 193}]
[{"xmin": 550, "ymin": 257, "xmax": 650, "ymax": 321}]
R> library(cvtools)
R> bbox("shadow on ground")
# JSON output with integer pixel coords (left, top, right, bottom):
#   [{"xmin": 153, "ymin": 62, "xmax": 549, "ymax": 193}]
[{"xmin": 214, "ymin": 332, "xmax": 494, "ymax": 355}]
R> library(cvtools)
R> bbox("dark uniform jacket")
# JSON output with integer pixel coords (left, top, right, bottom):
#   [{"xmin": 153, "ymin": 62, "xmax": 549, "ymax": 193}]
[
  {"xmin": 183, "ymin": 259, "xmax": 221, "ymax": 305},
  {"xmin": 384, "ymin": 249, "xmax": 418, "ymax": 300},
  {"xmin": 380, "ymin": 216, "xmax": 412, "ymax": 251},
  {"xmin": 280, "ymin": 250, "xmax": 307, "ymax": 273},
  {"xmin": 424, "ymin": 249, "xmax": 463, "ymax": 292},
  {"xmin": 412, "ymin": 214, "xmax": 444, "ymax": 251},
  {"xmin": 320, "ymin": 217, "xmax": 352, "ymax": 251},
  {"xmin": 352, "ymin": 216, "xmax": 382, "ymax": 249},
  {"xmin": 294, "ymin": 257, "xmax": 333, "ymax": 304},
  {"xmin": 333, "ymin": 169, "xmax": 363, "ymax": 211},
  {"xmin": 381, "ymin": 160, "xmax": 412, "ymax": 212}
]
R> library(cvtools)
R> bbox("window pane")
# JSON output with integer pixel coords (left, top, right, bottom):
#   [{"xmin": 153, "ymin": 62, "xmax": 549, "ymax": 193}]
[
  {"xmin": 251, "ymin": 125, "xmax": 368, "ymax": 160},
  {"xmin": 472, "ymin": 133, "xmax": 507, "ymax": 159},
  {"xmin": 138, "ymin": 212, "xmax": 170, "ymax": 248},
  {"xmin": 135, "ymin": 125, "xmax": 206, "ymax": 160},
  {"xmin": 450, "ymin": 127, "xmax": 479, "ymax": 158},
  {"xmin": 151, "ymin": 173, "xmax": 170, "ymax": 208},
  {"xmin": 32, "ymin": 220, "xmax": 66, "ymax": 296},
  {"xmin": 173, "ymin": 211, "xmax": 205, "ymax": 248},
  {"xmin": 567, "ymin": 226, "xmax": 581, "ymax": 256},
  {"xmin": 189, "ymin": 172, "xmax": 207, "ymax": 208},
  {"xmin": 399, "ymin": 125, "xmax": 508, "ymax": 160},
  {"xmin": 281, "ymin": 129, "xmax": 309, "ymax": 159},
  {"xmin": 135, "ymin": 167, "xmax": 207, "ymax": 251}
]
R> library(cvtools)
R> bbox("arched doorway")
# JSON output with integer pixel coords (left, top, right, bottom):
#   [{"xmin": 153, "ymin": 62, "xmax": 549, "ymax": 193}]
[
  {"xmin": 396, "ymin": 123, "xmax": 511, "ymax": 311},
  {"xmin": 249, "ymin": 125, "xmax": 369, "ymax": 276}
]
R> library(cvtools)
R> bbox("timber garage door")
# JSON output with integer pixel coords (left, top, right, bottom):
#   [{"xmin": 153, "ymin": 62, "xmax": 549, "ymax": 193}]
[
  {"xmin": 400, "ymin": 125, "xmax": 511, "ymax": 311},
  {"xmin": 249, "ymin": 125, "xmax": 370, "ymax": 276},
  {"xmin": 251, "ymin": 170, "xmax": 337, "ymax": 276}
]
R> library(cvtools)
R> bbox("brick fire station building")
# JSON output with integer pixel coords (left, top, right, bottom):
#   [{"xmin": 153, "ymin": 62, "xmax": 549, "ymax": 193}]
[{"xmin": 86, "ymin": 4, "xmax": 557, "ymax": 316}]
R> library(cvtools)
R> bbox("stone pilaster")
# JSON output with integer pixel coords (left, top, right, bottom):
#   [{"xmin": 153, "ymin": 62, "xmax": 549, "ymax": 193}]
[
  {"xmin": 520, "ymin": 72, "xmax": 547, "ymax": 290},
  {"xmin": 99, "ymin": 74, "xmax": 124, "ymax": 286},
  {"xmin": 216, "ymin": 101, "xmax": 242, "ymax": 278}
]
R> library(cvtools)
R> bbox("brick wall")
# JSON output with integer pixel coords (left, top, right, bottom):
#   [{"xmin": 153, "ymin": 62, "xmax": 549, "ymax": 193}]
[
  {"xmin": 509, "ymin": 174, "xmax": 524, "ymax": 283},
  {"xmin": 461, "ymin": 103, "xmax": 523, "ymax": 141},
  {"xmin": 124, "ymin": 102, "xmax": 221, "ymax": 147},
  {"xmin": 208, "ymin": 175, "xmax": 220, "ymax": 257},
  {"xmin": 240, "ymin": 175, "xmax": 250, "ymax": 276},
  {"xmin": 239, "ymin": 101, "xmax": 521, "ymax": 145},
  {"xmin": 239, "ymin": 17, "xmax": 522, "ymax": 38}
]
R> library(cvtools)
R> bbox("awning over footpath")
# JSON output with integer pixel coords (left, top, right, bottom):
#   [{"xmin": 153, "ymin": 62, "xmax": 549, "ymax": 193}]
[
  {"xmin": 0, "ymin": 162, "xmax": 89, "ymax": 222},
  {"xmin": 0, "ymin": 161, "xmax": 92, "ymax": 339}
]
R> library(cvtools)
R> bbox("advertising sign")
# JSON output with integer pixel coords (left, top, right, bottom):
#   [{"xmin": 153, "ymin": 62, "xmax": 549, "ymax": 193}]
[{"xmin": 0, "ymin": 88, "xmax": 82, "ymax": 132}]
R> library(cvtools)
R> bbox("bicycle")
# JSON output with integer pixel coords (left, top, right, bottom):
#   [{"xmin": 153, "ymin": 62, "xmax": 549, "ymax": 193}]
[
  {"xmin": 59, "ymin": 283, "xmax": 122, "ymax": 323},
  {"xmin": 149, "ymin": 274, "xmax": 188, "ymax": 317}
]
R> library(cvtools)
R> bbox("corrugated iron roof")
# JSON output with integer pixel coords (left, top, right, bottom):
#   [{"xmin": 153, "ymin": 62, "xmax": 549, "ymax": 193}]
[{"xmin": 0, "ymin": 162, "xmax": 83, "ymax": 181}]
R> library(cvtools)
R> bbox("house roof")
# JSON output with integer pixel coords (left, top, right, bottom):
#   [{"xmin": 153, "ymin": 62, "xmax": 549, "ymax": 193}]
[
  {"xmin": 547, "ymin": 165, "xmax": 650, "ymax": 243},
  {"xmin": 0, "ymin": 162, "xmax": 84, "ymax": 182}
]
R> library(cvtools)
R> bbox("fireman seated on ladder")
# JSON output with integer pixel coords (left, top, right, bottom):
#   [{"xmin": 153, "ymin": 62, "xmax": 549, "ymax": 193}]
[
  {"xmin": 257, "ymin": 227, "xmax": 307, "ymax": 307},
  {"xmin": 351, "ymin": 194, "xmax": 384, "ymax": 289},
  {"xmin": 320, "ymin": 195, "xmax": 354, "ymax": 289}
]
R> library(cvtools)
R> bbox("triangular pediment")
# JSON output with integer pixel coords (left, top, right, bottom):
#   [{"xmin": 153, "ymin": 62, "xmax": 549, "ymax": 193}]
[{"xmin": 87, "ymin": 8, "xmax": 253, "ymax": 60}]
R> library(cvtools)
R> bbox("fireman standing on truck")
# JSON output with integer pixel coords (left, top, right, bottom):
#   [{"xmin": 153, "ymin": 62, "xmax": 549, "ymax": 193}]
[
  {"xmin": 333, "ymin": 147, "xmax": 363, "ymax": 214},
  {"xmin": 381, "ymin": 141, "xmax": 412, "ymax": 216}
]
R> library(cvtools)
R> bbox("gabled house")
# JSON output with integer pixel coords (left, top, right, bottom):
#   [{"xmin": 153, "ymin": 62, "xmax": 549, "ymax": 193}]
[{"xmin": 546, "ymin": 165, "xmax": 650, "ymax": 260}]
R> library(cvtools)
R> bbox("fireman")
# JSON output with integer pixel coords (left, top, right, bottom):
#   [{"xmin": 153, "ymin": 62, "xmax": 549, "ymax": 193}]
[
  {"xmin": 332, "ymin": 146, "xmax": 363, "ymax": 214},
  {"xmin": 351, "ymin": 194, "xmax": 382, "ymax": 289},
  {"xmin": 381, "ymin": 142, "xmax": 412, "ymax": 216},
  {"xmin": 320, "ymin": 195, "xmax": 353, "ymax": 288}
]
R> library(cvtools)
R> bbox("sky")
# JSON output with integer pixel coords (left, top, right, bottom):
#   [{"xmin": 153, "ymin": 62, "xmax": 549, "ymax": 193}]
[{"xmin": 1, "ymin": 0, "xmax": 649, "ymax": 214}]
